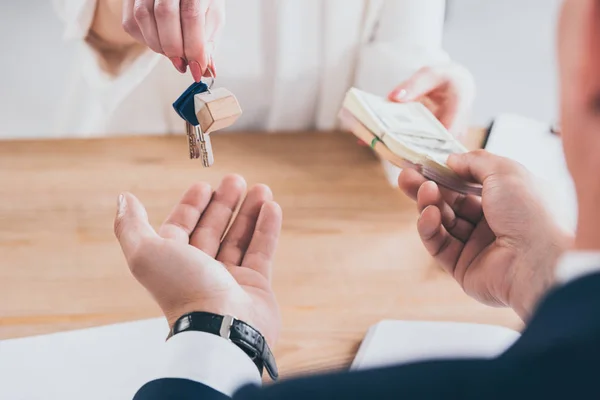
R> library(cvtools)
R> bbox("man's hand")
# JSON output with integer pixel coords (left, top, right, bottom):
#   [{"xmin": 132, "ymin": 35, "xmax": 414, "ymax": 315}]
[
  {"xmin": 114, "ymin": 175, "xmax": 282, "ymax": 345},
  {"xmin": 399, "ymin": 151, "xmax": 572, "ymax": 320},
  {"xmin": 388, "ymin": 63, "xmax": 476, "ymax": 137},
  {"xmin": 122, "ymin": 0, "xmax": 225, "ymax": 81}
]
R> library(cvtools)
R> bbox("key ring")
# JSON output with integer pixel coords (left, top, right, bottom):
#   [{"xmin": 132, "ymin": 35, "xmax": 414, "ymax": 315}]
[{"xmin": 204, "ymin": 67, "xmax": 215, "ymax": 94}]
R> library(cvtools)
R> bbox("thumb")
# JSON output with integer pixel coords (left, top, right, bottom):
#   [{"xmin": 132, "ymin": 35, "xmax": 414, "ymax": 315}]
[
  {"xmin": 388, "ymin": 66, "xmax": 445, "ymax": 103},
  {"xmin": 447, "ymin": 150, "xmax": 520, "ymax": 184},
  {"xmin": 114, "ymin": 193, "xmax": 158, "ymax": 258}
]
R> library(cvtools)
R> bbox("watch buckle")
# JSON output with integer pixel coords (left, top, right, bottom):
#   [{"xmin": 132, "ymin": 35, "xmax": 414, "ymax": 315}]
[{"xmin": 219, "ymin": 315, "xmax": 235, "ymax": 339}]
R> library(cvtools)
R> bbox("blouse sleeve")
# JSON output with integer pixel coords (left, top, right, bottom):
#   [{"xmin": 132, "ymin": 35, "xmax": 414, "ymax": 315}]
[
  {"xmin": 354, "ymin": 0, "xmax": 450, "ymax": 96},
  {"xmin": 353, "ymin": 0, "xmax": 452, "ymax": 187}
]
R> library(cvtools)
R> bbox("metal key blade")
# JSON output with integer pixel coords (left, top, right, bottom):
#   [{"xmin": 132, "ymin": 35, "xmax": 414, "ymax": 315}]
[
  {"xmin": 186, "ymin": 122, "xmax": 201, "ymax": 159},
  {"xmin": 194, "ymin": 124, "xmax": 214, "ymax": 167}
]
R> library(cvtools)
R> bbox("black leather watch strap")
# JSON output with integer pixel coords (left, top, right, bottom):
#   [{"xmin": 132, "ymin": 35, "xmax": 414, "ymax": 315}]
[{"xmin": 170, "ymin": 312, "xmax": 279, "ymax": 381}]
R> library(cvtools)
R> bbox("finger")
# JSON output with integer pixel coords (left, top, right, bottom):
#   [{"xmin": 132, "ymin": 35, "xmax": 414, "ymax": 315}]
[
  {"xmin": 399, "ymin": 168, "xmax": 482, "ymax": 224},
  {"xmin": 154, "ymin": 0, "xmax": 187, "ymax": 73},
  {"xmin": 204, "ymin": 56, "xmax": 216, "ymax": 78},
  {"xmin": 203, "ymin": 6, "xmax": 220, "ymax": 53},
  {"xmin": 417, "ymin": 181, "xmax": 475, "ymax": 242},
  {"xmin": 398, "ymin": 168, "xmax": 427, "ymax": 201},
  {"xmin": 388, "ymin": 66, "xmax": 463, "ymax": 129},
  {"xmin": 114, "ymin": 193, "xmax": 158, "ymax": 259},
  {"xmin": 388, "ymin": 66, "xmax": 447, "ymax": 103},
  {"xmin": 436, "ymin": 186, "xmax": 483, "ymax": 225},
  {"xmin": 241, "ymin": 201, "xmax": 283, "ymax": 280},
  {"xmin": 181, "ymin": 0, "xmax": 211, "ymax": 82},
  {"xmin": 217, "ymin": 184, "xmax": 273, "ymax": 266},
  {"xmin": 434, "ymin": 102, "xmax": 459, "ymax": 130},
  {"xmin": 122, "ymin": 0, "xmax": 145, "ymax": 43},
  {"xmin": 133, "ymin": 0, "xmax": 163, "ymax": 54},
  {"xmin": 447, "ymin": 150, "xmax": 522, "ymax": 184},
  {"xmin": 190, "ymin": 174, "xmax": 247, "ymax": 257},
  {"xmin": 202, "ymin": 2, "xmax": 224, "ymax": 77},
  {"xmin": 417, "ymin": 205, "xmax": 464, "ymax": 274},
  {"xmin": 159, "ymin": 182, "xmax": 212, "ymax": 242},
  {"xmin": 454, "ymin": 218, "xmax": 496, "ymax": 283}
]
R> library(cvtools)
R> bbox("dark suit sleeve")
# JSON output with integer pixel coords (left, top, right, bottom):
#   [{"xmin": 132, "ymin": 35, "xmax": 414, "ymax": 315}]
[
  {"xmin": 133, "ymin": 274, "xmax": 600, "ymax": 400},
  {"xmin": 234, "ymin": 274, "xmax": 600, "ymax": 400},
  {"xmin": 134, "ymin": 378, "xmax": 230, "ymax": 400}
]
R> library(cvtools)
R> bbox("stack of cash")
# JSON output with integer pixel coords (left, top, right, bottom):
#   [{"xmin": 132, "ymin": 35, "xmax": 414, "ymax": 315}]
[{"xmin": 339, "ymin": 88, "xmax": 482, "ymax": 196}]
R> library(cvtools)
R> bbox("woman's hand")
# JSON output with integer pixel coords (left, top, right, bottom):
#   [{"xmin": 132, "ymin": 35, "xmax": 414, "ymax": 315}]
[
  {"xmin": 389, "ymin": 63, "xmax": 476, "ymax": 136},
  {"xmin": 122, "ymin": 0, "xmax": 225, "ymax": 81}
]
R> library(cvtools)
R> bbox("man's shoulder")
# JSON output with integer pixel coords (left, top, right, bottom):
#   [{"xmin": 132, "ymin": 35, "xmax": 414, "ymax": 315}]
[{"xmin": 507, "ymin": 271, "xmax": 600, "ymax": 354}]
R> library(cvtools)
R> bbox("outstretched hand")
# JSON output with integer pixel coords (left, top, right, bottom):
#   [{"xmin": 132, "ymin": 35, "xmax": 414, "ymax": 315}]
[{"xmin": 114, "ymin": 175, "xmax": 282, "ymax": 345}]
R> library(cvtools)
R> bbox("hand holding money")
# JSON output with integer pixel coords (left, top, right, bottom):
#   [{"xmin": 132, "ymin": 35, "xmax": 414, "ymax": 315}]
[
  {"xmin": 398, "ymin": 151, "xmax": 572, "ymax": 320},
  {"xmin": 388, "ymin": 63, "xmax": 476, "ymax": 136},
  {"xmin": 340, "ymin": 87, "xmax": 481, "ymax": 195}
]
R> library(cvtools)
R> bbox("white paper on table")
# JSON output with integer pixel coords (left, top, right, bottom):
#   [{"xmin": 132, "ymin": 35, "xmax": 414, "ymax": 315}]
[
  {"xmin": 484, "ymin": 114, "xmax": 577, "ymax": 233},
  {"xmin": 0, "ymin": 318, "xmax": 169, "ymax": 400},
  {"xmin": 351, "ymin": 320, "xmax": 520, "ymax": 371}
]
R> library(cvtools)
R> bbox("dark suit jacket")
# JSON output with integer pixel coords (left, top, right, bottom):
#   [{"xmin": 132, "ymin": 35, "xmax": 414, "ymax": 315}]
[{"xmin": 135, "ymin": 273, "xmax": 600, "ymax": 399}]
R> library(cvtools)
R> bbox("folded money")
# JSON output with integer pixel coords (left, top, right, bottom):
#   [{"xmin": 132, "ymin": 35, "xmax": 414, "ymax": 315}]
[{"xmin": 339, "ymin": 88, "xmax": 482, "ymax": 196}]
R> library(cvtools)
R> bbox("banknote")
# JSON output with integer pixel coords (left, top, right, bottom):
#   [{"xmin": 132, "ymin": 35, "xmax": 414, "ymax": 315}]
[
  {"xmin": 343, "ymin": 88, "xmax": 468, "ymax": 166},
  {"xmin": 340, "ymin": 88, "xmax": 482, "ymax": 196}
]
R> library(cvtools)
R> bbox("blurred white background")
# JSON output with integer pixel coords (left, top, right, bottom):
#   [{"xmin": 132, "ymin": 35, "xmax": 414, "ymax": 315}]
[
  {"xmin": 0, "ymin": 0, "xmax": 562, "ymax": 138},
  {"xmin": 444, "ymin": 0, "xmax": 561, "ymax": 126}
]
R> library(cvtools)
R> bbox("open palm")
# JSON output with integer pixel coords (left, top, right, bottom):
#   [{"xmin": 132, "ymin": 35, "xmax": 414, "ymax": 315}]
[{"xmin": 114, "ymin": 175, "xmax": 282, "ymax": 345}]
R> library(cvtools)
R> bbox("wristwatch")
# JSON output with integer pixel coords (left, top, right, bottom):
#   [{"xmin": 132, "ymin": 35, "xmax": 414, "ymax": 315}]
[{"xmin": 170, "ymin": 312, "xmax": 279, "ymax": 380}]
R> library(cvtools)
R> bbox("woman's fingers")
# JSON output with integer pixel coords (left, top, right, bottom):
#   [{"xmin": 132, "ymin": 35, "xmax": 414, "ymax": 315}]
[
  {"xmin": 122, "ymin": 0, "xmax": 225, "ymax": 77},
  {"xmin": 132, "ymin": 0, "xmax": 163, "ymax": 54},
  {"xmin": 388, "ymin": 64, "xmax": 475, "ymax": 131},
  {"xmin": 180, "ymin": 0, "xmax": 211, "ymax": 81},
  {"xmin": 201, "ymin": 2, "xmax": 225, "ymax": 77},
  {"xmin": 388, "ymin": 66, "xmax": 447, "ymax": 103},
  {"xmin": 122, "ymin": 0, "xmax": 145, "ymax": 44},
  {"xmin": 154, "ymin": 0, "xmax": 187, "ymax": 73}
]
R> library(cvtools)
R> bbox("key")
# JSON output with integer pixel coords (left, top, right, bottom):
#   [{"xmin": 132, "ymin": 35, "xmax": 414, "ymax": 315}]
[
  {"xmin": 185, "ymin": 122, "xmax": 200, "ymax": 159},
  {"xmin": 185, "ymin": 122, "xmax": 214, "ymax": 167},
  {"xmin": 197, "ymin": 126, "xmax": 215, "ymax": 167},
  {"xmin": 176, "ymin": 70, "xmax": 242, "ymax": 165}
]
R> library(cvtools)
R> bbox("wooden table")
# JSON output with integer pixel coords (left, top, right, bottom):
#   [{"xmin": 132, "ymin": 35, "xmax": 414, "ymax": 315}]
[{"xmin": 0, "ymin": 130, "xmax": 520, "ymax": 377}]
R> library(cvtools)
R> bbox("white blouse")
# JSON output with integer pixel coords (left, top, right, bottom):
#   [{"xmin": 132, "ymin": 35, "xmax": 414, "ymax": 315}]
[{"xmin": 53, "ymin": 0, "xmax": 450, "ymax": 137}]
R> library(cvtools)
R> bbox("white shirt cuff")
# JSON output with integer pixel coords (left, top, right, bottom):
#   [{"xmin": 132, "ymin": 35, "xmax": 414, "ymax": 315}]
[
  {"xmin": 157, "ymin": 331, "xmax": 261, "ymax": 397},
  {"xmin": 555, "ymin": 251, "xmax": 600, "ymax": 286}
]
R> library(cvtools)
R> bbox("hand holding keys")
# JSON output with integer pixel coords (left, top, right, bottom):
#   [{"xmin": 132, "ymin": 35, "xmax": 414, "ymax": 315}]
[{"xmin": 175, "ymin": 72, "xmax": 242, "ymax": 167}]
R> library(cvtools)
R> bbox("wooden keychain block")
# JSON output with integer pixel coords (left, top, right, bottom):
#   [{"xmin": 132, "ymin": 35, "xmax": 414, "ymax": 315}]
[{"xmin": 194, "ymin": 88, "xmax": 243, "ymax": 134}]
